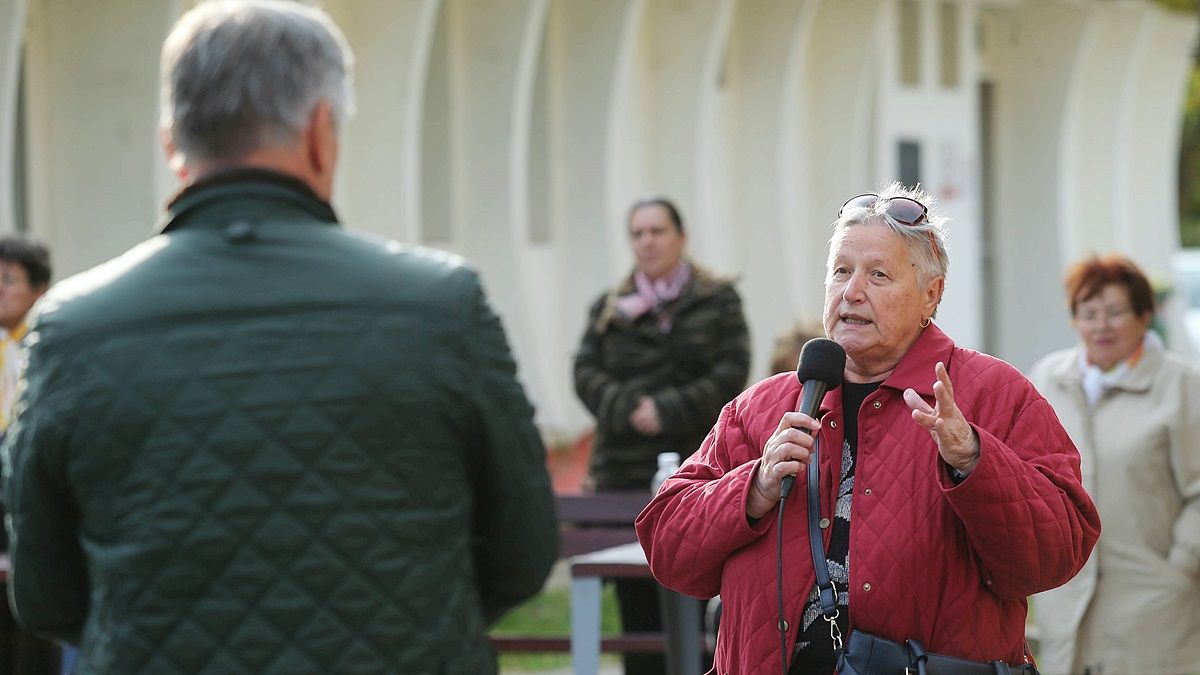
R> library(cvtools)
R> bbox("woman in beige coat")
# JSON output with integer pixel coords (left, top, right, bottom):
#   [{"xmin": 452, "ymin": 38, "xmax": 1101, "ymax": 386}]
[{"xmin": 1030, "ymin": 255, "xmax": 1200, "ymax": 675}]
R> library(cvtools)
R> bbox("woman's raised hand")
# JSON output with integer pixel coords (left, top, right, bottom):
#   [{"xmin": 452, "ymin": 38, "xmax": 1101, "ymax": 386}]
[{"xmin": 903, "ymin": 361, "xmax": 980, "ymax": 477}]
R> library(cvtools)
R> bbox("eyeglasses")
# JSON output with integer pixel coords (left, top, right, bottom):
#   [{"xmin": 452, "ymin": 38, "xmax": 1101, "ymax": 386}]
[
  {"xmin": 839, "ymin": 193, "xmax": 940, "ymax": 265},
  {"xmin": 1075, "ymin": 306, "xmax": 1135, "ymax": 325},
  {"xmin": 0, "ymin": 272, "xmax": 29, "ymax": 288}
]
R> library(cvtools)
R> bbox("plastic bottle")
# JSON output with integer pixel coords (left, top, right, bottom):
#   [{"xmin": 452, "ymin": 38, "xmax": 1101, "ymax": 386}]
[{"xmin": 651, "ymin": 451, "xmax": 681, "ymax": 495}]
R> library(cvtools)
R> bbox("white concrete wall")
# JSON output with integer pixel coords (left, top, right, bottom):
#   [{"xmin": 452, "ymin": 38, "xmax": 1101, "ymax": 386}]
[
  {"xmin": 978, "ymin": 2, "xmax": 1090, "ymax": 370},
  {"xmin": 877, "ymin": 0, "xmax": 985, "ymax": 350},
  {"xmin": 0, "ymin": 0, "xmax": 27, "ymax": 236},
  {"xmin": 1115, "ymin": 7, "xmax": 1196, "ymax": 279},
  {"xmin": 719, "ymin": 0, "xmax": 813, "ymax": 378},
  {"xmin": 978, "ymin": 1, "xmax": 1197, "ymax": 368},
  {"xmin": 324, "ymin": 0, "xmax": 438, "ymax": 244},
  {"xmin": 16, "ymin": 0, "xmax": 176, "ymax": 273},
  {"xmin": 1, "ymin": 0, "xmax": 1195, "ymax": 437}
]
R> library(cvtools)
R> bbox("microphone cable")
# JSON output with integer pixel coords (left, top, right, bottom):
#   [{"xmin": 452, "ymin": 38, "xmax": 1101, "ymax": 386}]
[{"xmin": 777, "ymin": 474, "xmax": 795, "ymax": 675}]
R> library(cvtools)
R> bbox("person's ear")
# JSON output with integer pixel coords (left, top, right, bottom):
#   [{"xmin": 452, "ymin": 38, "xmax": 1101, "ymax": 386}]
[
  {"xmin": 160, "ymin": 128, "xmax": 189, "ymax": 182},
  {"xmin": 924, "ymin": 275, "xmax": 945, "ymax": 319},
  {"xmin": 306, "ymin": 100, "xmax": 337, "ymax": 178}
]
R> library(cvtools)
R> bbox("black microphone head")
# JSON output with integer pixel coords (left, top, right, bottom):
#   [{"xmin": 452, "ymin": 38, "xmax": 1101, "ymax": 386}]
[{"xmin": 795, "ymin": 338, "xmax": 846, "ymax": 388}]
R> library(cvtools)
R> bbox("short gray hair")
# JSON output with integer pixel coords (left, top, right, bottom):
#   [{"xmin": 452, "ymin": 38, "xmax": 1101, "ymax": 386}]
[
  {"xmin": 828, "ymin": 182, "xmax": 949, "ymax": 314},
  {"xmin": 161, "ymin": 0, "xmax": 356, "ymax": 165}
]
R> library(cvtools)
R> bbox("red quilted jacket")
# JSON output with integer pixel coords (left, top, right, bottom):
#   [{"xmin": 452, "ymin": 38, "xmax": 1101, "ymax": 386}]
[{"xmin": 636, "ymin": 325, "xmax": 1101, "ymax": 674}]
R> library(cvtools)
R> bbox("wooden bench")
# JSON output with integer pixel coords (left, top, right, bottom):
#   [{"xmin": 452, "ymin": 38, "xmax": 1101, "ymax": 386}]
[
  {"xmin": 555, "ymin": 492, "xmax": 650, "ymax": 558},
  {"xmin": 489, "ymin": 491, "xmax": 669, "ymax": 655}
]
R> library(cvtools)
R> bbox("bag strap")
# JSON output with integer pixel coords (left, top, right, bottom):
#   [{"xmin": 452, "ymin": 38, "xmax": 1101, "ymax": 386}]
[{"xmin": 806, "ymin": 436, "xmax": 843, "ymax": 653}]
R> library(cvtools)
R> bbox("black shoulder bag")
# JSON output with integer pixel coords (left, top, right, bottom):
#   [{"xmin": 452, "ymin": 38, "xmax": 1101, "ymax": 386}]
[{"xmin": 802, "ymin": 436, "xmax": 1041, "ymax": 675}]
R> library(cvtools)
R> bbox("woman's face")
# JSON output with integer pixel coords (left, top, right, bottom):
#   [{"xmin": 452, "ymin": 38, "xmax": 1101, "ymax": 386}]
[
  {"xmin": 823, "ymin": 221, "xmax": 942, "ymax": 380},
  {"xmin": 1071, "ymin": 283, "xmax": 1152, "ymax": 371},
  {"xmin": 629, "ymin": 205, "xmax": 686, "ymax": 280}
]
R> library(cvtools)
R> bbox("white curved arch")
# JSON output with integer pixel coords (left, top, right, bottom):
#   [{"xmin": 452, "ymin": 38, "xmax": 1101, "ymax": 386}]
[{"xmin": 325, "ymin": 0, "xmax": 441, "ymax": 242}]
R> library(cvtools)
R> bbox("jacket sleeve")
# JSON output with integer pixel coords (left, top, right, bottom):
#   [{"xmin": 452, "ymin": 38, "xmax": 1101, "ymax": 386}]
[
  {"xmin": 635, "ymin": 400, "xmax": 771, "ymax": 599},
  {"xmin": 942, "ymin": 390, "xmax": 1102, "ymax": 600},
  {"xmin": 572, "ymin": 296, "xmax": 639, "ymax": 435},
  {"xmin": 1, "ymin": 322, "xmax": 88, "ymax": 645},
  {"xmin": 652, "ymin": 285, "xmax": 751, "ymax": 439},
  {"xmin": 461, "ymin": 270, "xmax": 559, "ymax": 624},
  {"xmin": 1166, "ymin": 364, "xmax": 1200, "ymax": 578}
]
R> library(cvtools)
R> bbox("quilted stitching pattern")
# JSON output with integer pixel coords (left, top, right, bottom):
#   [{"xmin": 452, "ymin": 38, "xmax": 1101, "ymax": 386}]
[
  {"xmin": 637, "ymin": 327, "xmax": 1100, "ymax": 673},
  {"xmin": 4, "ymin": 184, "xmax": 557, "ymax": 675},
  {"xmin": 62, "ymin": 315, "xmax": 477, "ymax": 674}
]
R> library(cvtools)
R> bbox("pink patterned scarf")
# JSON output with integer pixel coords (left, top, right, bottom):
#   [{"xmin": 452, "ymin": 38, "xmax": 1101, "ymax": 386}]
[{"xmin": 613, "ymin": 262, "xmax": 692, "ymax": 333}]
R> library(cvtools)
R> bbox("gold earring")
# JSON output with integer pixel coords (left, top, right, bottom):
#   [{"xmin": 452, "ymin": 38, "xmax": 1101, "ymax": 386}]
[{"xmin": 920, "ymin": 317, "xmax": 931, "ymax": 328}]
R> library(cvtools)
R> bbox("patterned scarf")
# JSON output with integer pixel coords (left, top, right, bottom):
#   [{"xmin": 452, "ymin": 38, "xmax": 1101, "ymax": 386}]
[{"xmin": 613, "ymin": 262, "xmax": 691, "ymax": 333}]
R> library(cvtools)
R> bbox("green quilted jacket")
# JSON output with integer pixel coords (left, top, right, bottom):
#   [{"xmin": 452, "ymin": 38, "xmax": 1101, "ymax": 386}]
[
  {"xmin": 1, "ymin": 170, "xmax": 558, "ymax": 674},
  {"xmin": 573, "ymin": 266, "xmax": 750, "ymax": 490}
]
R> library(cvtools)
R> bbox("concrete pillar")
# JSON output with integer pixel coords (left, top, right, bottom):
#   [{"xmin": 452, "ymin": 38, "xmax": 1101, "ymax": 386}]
[
  {"xmin": 19, "ymin": 0, "xmax": 176, "ymax": 274},
  {"xmin": 1115, "ymin": 6, "xmax": 1197, "ymax": 282},
  {"xmin": 800, "ymin": 0, "xmax": 886, "ymax": 317},
  {"xmin": 719, "ymin": 0, "xmax": 813, "ymax": 378},
  {"xmin": 547, "ymin": 0, "xmax": 637, "ymax": 433},
  {"xmin": 325, "ymin": 0, "xmax": 440, "ymax": 244},
  {"xmin": 429, "ymin": 0, "xmax": 564, "ymax": 427},
  {"xmin": 1059, "ymin": 4, "xmax": 1144, "ymax": 262},
  {"xmin": 0, "ymin": 0, "xmax": 27, "ymax": 235},
  {"xmin": 978, "ymin": 2, "xmax": 1088, "ymax": 369},
  {"xmin": 607, "ymin": 0, "xmax": 734, "ymax": 278}
]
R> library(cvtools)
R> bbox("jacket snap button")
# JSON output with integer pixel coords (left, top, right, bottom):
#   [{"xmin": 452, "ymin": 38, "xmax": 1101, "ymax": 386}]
[
  {"xmin": 225, "ymin": 220, "xmax": 256, "ymax": 242},
  {"xmin": 863, "ymin": 583, "xmax": 872, "ymax": 592},
  {"xmin": 818, "ymin": 517, "xmax": 831, "ymax": 529},
  {"xmin": 778, "ymin": 620, "xmax": 789, "ymax": 632},
  {"xmin": 864, "ymin": 488, "xmax": 872, "ymax": 495},
  {"xmin": 873, "ymin": 400, "xmax": 882, "ymax": 409}
]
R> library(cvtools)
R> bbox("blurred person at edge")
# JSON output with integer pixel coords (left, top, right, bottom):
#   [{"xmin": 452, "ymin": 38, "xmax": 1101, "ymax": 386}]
[
  {"xmin": 1029, "ymin": 255, "xmax": 1200, "ymax": 675},
  {"xmin": 769, "ymin": 320, "xmax": 827, "ymax": 375},
  {"xmin": 0, "ymin": 2, "xmax": 557, "ymax": 673},
  {"xmin": 636, "ymin": 183, "xmax": 1101, "ymax": 674},
  {"xmin": 573, "ymin": 196, "xmax": 750, "ymax": 675},
  {"xmin": 0, "ymin": 236, "xmax": 57, "ymax": 674},
  {"xmin": 0, "ymin": 237, "xmax": 50, "ymax": 436}
]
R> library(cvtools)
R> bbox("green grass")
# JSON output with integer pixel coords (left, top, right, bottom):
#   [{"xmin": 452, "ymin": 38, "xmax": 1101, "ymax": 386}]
[{"xmin": 491, "ymin": 584, "xmax": 622, "ymax": 672}]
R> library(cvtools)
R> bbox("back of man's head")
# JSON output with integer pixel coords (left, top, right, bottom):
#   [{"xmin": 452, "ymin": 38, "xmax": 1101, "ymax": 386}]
[
  {"xmin": 160, "ymin": 0, "xmax": 355, "ymax": 168},
  {"xmin": 0, "ymin": 236, "xmax": 51, "ymax": 289}
]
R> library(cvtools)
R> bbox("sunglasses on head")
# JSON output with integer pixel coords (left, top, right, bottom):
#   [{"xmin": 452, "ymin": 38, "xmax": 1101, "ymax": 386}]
[
  {"xmin": 838, "ymin": 193, "xmax": 940, "ymax": 265},
  {"xmin": 839, "ymin": 193, "xmax": 928, "ymax": 225}
]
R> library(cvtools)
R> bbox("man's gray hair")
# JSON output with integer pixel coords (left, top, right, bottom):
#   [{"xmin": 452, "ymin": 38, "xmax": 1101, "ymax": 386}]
[
  {"xmin": 828, "ymin": 182, "xmax": 949, "ymax": 314},
  {"xmin": 161, "ymin": 0, "xmax": 356, "ymax": 165}
]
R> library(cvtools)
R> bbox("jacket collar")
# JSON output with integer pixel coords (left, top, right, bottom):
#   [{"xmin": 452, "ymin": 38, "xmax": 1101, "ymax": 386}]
[
  {"xmin": 157, "ymin": 168, "xmax": 339, "ymax": 234},
  {"xmin": 819, "ymin": 322, "xmax": 955, "ymax": 413},
  {"xmin": 1047, "ymin": 343, "xmax": 1160, "ymax": 395},
  {"xmin": 1112, "ymin": 345, "xmax": 1160, "ymax": 393},
  {"xmin": 2, "ymin": 321, "xmax": 27, "ymax": 343}
]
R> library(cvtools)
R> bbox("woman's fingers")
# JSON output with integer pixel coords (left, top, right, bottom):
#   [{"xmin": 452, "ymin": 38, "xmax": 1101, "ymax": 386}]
[
  {"xmin": 935, "ymin": 361, "xmax": 955, "ymax": 399},
  {"xmin": 904, "ymin": 387, "xmax": 933, "ymax": 415},
  {"xmin": 773, "ymin": 411, "xmax": 821, "ymax": 435},
  {"xmin": 755, "ymin": 413, "xmax": 822, "ymax": 506}
]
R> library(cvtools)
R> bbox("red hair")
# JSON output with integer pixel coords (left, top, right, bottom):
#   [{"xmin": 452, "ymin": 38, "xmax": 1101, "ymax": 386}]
[{"xmin": 1064, "ymin": 254, "xmax": 1154, "ymax": 318}]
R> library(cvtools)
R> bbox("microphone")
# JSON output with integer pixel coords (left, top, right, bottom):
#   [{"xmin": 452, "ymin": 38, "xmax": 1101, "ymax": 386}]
[{"xmin": 780, "ymin": 338, "xmax": 846, "ymax": 498}]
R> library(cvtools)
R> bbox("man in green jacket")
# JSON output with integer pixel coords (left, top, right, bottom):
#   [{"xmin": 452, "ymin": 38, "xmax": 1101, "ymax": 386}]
[{"xmin": 1, "ymin": 2, "xmax": 557, "ymax": 673}]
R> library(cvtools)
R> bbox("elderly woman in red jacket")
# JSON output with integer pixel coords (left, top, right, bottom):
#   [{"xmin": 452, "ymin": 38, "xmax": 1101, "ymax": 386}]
[{"xmin": 636, "ymin": 184, "xmax": 1101, "ymax": 674}]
